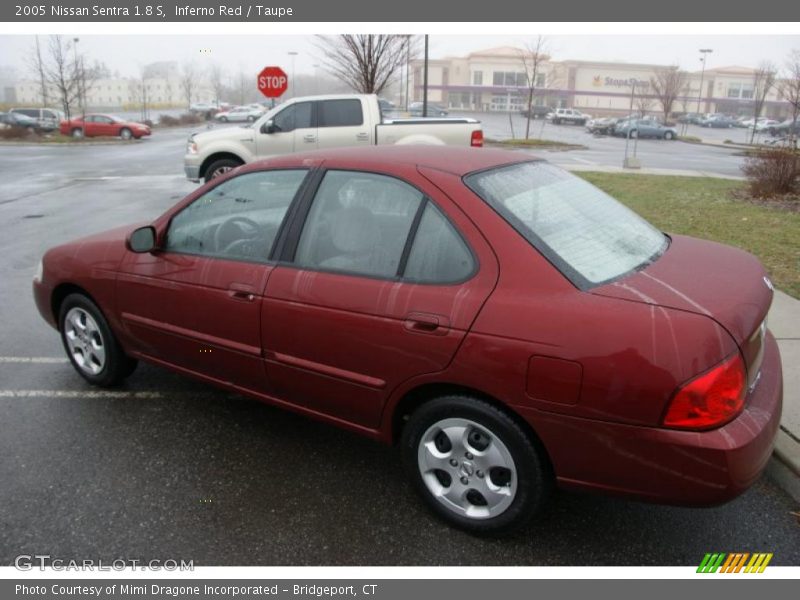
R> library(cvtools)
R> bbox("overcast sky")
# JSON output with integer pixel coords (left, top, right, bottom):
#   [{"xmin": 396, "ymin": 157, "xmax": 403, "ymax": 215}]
[{"xmin": 1, "ymin": 34, "xmax": 798, "ymax": 80}]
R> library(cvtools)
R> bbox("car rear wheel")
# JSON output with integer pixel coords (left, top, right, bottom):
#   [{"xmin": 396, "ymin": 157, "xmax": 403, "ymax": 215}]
[
  {"xmin": 219, "ymin": 116, "xmax": 228, "ymax": 122},
  {"xmin": 204, "ymin": 158, "xmax": 243, "ymax": 183},
  {"xmin": 664, "ymin": 131, "xmax": 675, "ymax": 140},
  {"xmin": 247, "ymin": 115, "xmax": 256, "ymax": 122},
  {"xmin": 71, "ymin": 128, "xmax": 84, "ymax": 139},
  {"xmin": 401, "ymin": 395, "xmax": 551, "ymax": 535},
  {"xmin": 59, "ymin": 293, "xmax": 137, "ymax": 387},
  {"xmin": 119, "ymin": 127, "xmax": 132, "ymax": 140}
]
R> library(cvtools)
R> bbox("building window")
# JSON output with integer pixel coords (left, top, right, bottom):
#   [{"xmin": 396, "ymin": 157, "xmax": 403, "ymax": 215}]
[
  {"xmin": 492, "ymin": 71, "xmax": 527, "ymax": 88},
  {"xmin": 472, "ymin": 71, "xmax": 483, "ymax": 85},
  {"xmin": 727, "ymin": 82, "xmax": 755, "ymax": 100}
]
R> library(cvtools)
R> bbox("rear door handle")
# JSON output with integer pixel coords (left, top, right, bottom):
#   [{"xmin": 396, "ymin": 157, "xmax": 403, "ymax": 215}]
[
  {"xmin": 404, "ymin": 312, "xmax": 449, "ymax": 336},
  {"xmin": 303, "ymin": 135, "xmax": 317, "ymax": 143},
  {"xmin": 356, "ymin": 132, "xmax": 369, "ymax": 141}
]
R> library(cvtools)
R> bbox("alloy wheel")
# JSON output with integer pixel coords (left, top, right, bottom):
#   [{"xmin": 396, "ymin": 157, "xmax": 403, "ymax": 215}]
[{"xmin": 64, "ymin": 307, "xmax": 106, "ymax": 376}]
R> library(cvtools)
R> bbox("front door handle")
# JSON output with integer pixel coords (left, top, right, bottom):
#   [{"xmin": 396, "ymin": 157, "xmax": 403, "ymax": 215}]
[
  {"xmin": 404, "ymin": 312, "xmax": 449, "ymax": 335},
  {"xmin": 356, "ymin": 132, "xmax": 369, "ymax": 141},
  {"xmin": 303, "ymin": 135, "xmax": 317, "ymax": 143},
  {"xmin": 228, "ymin": 283, "xmax": 256, "ymax": 302}
]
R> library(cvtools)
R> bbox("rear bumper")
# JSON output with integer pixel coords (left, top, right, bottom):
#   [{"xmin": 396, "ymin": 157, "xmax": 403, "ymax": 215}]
[{"xmin": 524, "ymin": 332, "xmax": 783, "ymax": 506}]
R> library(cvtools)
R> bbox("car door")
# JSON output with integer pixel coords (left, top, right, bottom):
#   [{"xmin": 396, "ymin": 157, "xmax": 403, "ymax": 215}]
[
  {"xmin": 256, "ymin": 101, "xmax": 316, "ymax": 156},
  {"xmin": 261, "ymin": 167, "xmax": 498, "ymax": 428},
  {"xmin": 116, "ymin": 168, "xmax": 310, "ymax": 392},
  {"xmin": 316, "ymin": 99, "xmax": 372, "ymax": 148}
]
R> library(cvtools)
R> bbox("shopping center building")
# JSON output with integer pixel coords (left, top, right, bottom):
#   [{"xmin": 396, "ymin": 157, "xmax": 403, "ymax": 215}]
[{"xmin": 411, "ymin": 46, "xmax": 790, "ymax": 118}]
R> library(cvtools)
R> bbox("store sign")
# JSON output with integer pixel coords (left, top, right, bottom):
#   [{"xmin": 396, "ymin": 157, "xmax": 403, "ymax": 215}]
[{"xmin": 592, "ymin": 76, "xmax": 650, "ymax": 89}]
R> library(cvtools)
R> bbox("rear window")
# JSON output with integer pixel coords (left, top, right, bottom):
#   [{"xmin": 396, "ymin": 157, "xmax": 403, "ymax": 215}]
[
  {"xmin": 318, "ymin": 99, "xmax": 363, "ymax": 127},
  {"xmin": 464, "ymin": 161, "xmax": 667, "ymax": 288}
]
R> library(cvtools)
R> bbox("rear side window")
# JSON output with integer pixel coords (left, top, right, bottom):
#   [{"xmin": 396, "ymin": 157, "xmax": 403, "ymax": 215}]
[
  {"xmin": 14, "ymin": 109, "xmax": 37, "ymax": 118},
  {"xmin": 294, "ymin": 170, "xmax": 423, "ymax": 278},
  {"xmin": 272, "ymin": 102, "xmax": 314, "ymax": 132},
  {"xmin": 318, "ymin": 100, "xmax": 363, "ymax": 127},
  {"xmin": 404, "ymin": 203, "xmax": 474, "ymax": 283}
]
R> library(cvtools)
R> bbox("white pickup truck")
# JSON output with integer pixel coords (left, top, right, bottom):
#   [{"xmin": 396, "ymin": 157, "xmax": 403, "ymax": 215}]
[{"xmin": 184, "ymin": 94, "xmax": 484, "ymax": 183}]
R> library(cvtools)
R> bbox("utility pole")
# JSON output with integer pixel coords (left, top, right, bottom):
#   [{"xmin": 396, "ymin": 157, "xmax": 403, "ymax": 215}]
[
  {"xmin": 422, "ymin": 34, "xmax": 429, "ymax": 118},
  {"xmin": 405, "ymin": 35, "xmax": 411, "ymax": 110},
  {"xmin": 696, "ymin": 48, "xmax": 713, "ymax": 115}
]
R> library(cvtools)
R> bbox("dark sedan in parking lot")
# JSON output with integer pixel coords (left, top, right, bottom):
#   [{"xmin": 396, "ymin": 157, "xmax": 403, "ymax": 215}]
[
  {"xmin": 33, "ymin": 145, "xmax": 781, "ymax": 536},
  {"xmin": 614, "ymin": 118, "xmax": 678, "ymax": 139}
]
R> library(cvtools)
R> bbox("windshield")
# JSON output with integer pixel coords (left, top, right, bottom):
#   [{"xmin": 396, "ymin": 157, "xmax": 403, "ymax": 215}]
[{"xmin": 464, "ymin": 161, "xmax": 668, "ymax": 288}]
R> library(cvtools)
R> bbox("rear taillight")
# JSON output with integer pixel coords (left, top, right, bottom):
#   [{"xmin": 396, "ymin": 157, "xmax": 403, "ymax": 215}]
[
  {"xmin": 662, "ymin": 353, "xmax": 747, "ymax": 430},
  {"xmin": 471, "ymin": 130, "xmax": 483, "ymax": 147}
]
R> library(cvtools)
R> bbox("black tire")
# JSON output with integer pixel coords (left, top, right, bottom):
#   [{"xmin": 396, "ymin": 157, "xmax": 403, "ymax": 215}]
[
  {"xmin": 204, "ymin": 158, "xmax": 243, "ymax": 183},
  {"xmin": 58, "ymin": 293, "xmax": 137, "ymax": 387},
  {"xmin": 120, "ymin": 127, "xmax": 132, "ymax": 140},
  {"xmin": 401, "ymin": 395, "xmax": 552, "ymax": 536}
]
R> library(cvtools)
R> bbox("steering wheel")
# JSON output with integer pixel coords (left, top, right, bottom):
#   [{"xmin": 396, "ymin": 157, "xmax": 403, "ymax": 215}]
[{"xmin": 214, "ymin": 216, "xmax": 261, "ymax": 254}]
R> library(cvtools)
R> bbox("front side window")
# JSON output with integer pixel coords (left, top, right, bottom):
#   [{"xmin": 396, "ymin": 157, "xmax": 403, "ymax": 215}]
[
  {"xmin": 271, "ymin": 102, "xmax": 314, "ymax": 132},
  {"xmin": 318, "ymin": 99, "xmax": 363, "ymax": 127},
  {"xmin": 166, "ymin": 170, "xmax": 308, "ymax": 261},
  {"xmin": 465, "ymin": 161, "xmax": 667, "ymax": 288},
  {"xmin": 294, "ymin": 171, "xmax": 424, "ymax": 278}
]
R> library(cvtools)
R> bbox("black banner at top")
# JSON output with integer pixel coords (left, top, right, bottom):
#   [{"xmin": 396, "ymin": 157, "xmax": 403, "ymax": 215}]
[{"xmin": 2, "ymin": 0, "xmax": 800, "ymax": 22}]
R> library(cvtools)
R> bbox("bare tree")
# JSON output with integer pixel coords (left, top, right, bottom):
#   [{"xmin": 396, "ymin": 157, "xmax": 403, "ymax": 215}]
[
  {"xmin": 209, "ymin": 63, "xmax": 225, "ymax": 106},
  {"xmin": 517, "ymin": 36, "xmax": 549, "ymax": 139},
  {"xmin": 234, "ymin": 71, "xmax": 249, "ymax": 105},
  {"xmin": 315, "ymin": 35, "xmax": 414, "ymax": 95},
  {"xmin": 649, "ymin": 66, "xmax": 687, "ymax": 124},
  {"xmin": 777, "ymin": 49, "xmax": 800, "ymax": 148},
  {"xmin": 635, "ymin": 88, "xmax": 655, "ymax": 118},
  {"xmin": 27, "ymin": 35, "xmax": 49, "ymax": 107},
  {"xmin": 180, "ymin": 62, "xmax": 197, "ymax": 108},
  {"xmin": 43, "ymin": 35, "xmax": 79, "ymax": 120},
  {"xmin": 750, "ymin": 61, "xmax": 777, "ymax": 143}
]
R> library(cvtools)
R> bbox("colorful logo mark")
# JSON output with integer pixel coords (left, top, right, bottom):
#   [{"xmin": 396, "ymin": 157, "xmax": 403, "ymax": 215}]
[{"xmin": 697, "ymin": 553, "xmax": 773, "ymax": 573}]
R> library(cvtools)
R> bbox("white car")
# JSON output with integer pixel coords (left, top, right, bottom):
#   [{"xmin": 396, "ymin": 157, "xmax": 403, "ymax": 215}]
[
  {"xmin": 754, "ymin": 119, "xmax": 780, "ymax": 132},
  {"xmin": 548, "ymin": 108, "xmax": 591, "ymax": 125},
  {"xmin": 215, "ymin": 106, "xmax": 265, "ymax": 123}
]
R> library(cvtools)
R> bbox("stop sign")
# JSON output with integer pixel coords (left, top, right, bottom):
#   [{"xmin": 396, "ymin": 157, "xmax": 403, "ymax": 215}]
[{"xmin": 257, "ymin": 66, "xmax": 288, "ymax": 98}]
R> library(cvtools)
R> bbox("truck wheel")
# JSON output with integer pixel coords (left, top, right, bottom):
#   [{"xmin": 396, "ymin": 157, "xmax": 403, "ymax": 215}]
[{"xmin": 204, "ymin": 158, "xmax": 242, "ymax": 183}]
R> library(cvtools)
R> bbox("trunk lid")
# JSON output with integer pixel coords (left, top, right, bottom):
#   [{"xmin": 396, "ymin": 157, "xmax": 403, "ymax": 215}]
[{"xmin": 592, "ymin": 234, "xmax": 773, "ymax": 387}]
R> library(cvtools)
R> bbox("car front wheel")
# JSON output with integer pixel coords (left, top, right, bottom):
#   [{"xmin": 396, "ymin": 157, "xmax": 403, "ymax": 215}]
[
  {"xmin": 59, "ymin": 293, "xmax": 137, "ymax": 387},
  {"xmin": 664, "ymin": 131, "xmax": 675, "ymax": 140},
  {"xmin": 401, "ymin": 395, "xmax": 552, "ymax": 535},
  {"xmin": 120, "ymin": 127, "xmax": 132, "ymax": 140},
  {"xmin": 71, "ymin": 128, "xmax": 84, "ymax": 139}
]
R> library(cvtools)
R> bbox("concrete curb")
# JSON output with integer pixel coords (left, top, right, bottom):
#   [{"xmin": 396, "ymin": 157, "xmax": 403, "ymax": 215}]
[
  {"xmin": 557, "ymin": 163, "xmax": 746, "ymax": 180},
  {"xmin": 0, "ymin": 139, "xmax": 145, "ymax": 147}
]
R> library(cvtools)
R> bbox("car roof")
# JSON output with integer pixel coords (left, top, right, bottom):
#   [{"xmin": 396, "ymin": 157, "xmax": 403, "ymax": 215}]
[{"xmin": 240, "ymin": 145, "xmax": 540, "ymax": 177}]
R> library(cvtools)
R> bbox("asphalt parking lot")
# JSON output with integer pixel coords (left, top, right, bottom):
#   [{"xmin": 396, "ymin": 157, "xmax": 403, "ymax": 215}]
[{"xmin": 1, "ymin": 124, "xmax": 799, "ymax": 566}]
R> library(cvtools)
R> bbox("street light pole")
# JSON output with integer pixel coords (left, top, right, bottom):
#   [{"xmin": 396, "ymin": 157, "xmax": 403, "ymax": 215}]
[
  {"xmin": 72, "ymin": 37, "xmax": 81, "ymax": 121},
  {"xmin": 696, "ymin": 48, "xmax": 713, "ymax": 115},
  {"xmin": 288, "ymin": 51, "xmax": 298, "ymax": 98},
  {"xmin": 422, "ymin": 34, "xmax": 429, "ymax": 118}
]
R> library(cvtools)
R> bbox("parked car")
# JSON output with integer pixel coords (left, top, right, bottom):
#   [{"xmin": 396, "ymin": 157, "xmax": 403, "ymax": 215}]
[
  {"xmin": 0, "ymin": 111, "xmax": 38, "ymax": 130},
  {"xmin": 408, "ymin": 102, "xmax": 449, "ymax": 117},
  {"xmin": 519, "ymin": 105, "xmax": 553, "ymax": 119},
  {"xmin": 33, "ymin": 145, "xmax": 781, "ymax": 535},
  {"xmin": 699, "ymin": 115, "xmax": 737, "ymax": 128},
  {"xmin": 190, "ymin": 102, "xmax": 217, "ymax": 113},
  {"xmin": 677, "ymin": 112, "xmax": 704, "ymax": 125},
  {"xmin": 59, "ymin": 114, "xmax": 152, "ymax": 140},
  {"xmin": 377, "ymin": 98, "xmax": 396, "ymax": 114},
  {"xmin": 585, "ymin": 117, "xmax": 619, "ymax": 134},
  {"xmin": 10, "ymin": 107, "xmax": 63, "ymax": 131},
  {"xmin": 614, "ymin": 118, "xmax": 677, "ymax": 139},
  {"xmin": 548, "ymin": 108, "xmax": 590, "ymax": 125},
  {"xmin": 185, "ymin": 94, "xmax": 483, "ymax": 183},
  {"xmin": 766, "ymin": 119, "xmax": 800, "ymax": 137},
  {"xmin": 214, "ymin": 106, "xmax": 265, "ymax": 123}
]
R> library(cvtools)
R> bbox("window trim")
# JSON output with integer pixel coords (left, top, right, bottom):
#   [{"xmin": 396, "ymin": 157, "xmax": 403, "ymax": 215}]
[
  {"xmin": 161, "ymin": 167, "xmax": 313, "ymax": 265},
  {"xmin": 277, "ymin": 167, "xmax": 479, "ymax": 286}
]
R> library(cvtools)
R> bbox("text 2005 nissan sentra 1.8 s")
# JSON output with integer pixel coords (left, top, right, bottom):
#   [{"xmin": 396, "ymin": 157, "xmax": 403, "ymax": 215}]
[{"xmin": 33, "ymin": 146, "xmax": 782, "ymax": 535}]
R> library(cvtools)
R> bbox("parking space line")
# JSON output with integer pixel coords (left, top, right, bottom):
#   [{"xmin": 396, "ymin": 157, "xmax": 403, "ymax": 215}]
[
  {"xmin": 0, "ymin": 356, "xmax": 69, "ymax": 363},
  {"xmin": 0, "ymin": 390, "xmax": 165, "ymax": 398}
]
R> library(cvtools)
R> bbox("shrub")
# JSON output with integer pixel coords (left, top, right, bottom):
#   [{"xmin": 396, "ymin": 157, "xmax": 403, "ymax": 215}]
[
  {"xmin": 178, "ymin": 112, "xmax": 205, "ymax": 125},
  {"xmin": 0, "ymin": 125, "xmax": 35, "ymax": 140},
  {"xmin": 741, "ymin": 148, "xmax": 800, "ymax": 198},
  {"xmin": 157, "ymin": 114, "xmax": 179, "ymax": 127}
]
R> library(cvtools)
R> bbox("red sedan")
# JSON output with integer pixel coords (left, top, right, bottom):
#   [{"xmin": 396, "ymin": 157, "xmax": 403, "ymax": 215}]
[
  {"xmin": 59, "ymin": 113, "xmax": 151, "ymax": 139},
  {"xmin": 32, "ymin": 146, "xmax": 781, "ymax": 534}
]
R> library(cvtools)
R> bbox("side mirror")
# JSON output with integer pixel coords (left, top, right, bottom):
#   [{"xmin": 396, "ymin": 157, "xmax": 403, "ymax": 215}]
[
  {"xmin": 260, "ymin": 119, "xmax": 277, "ymax": 134},
  {"xmin": 128, "ymin": 226, "xmax": 156, "ymax": 253}
]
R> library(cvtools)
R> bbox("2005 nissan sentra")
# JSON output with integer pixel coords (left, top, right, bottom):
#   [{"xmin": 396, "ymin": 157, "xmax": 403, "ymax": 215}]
[{"xmin": 33, "ymin": 146, "xmax": 782, "ymax": 535}]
